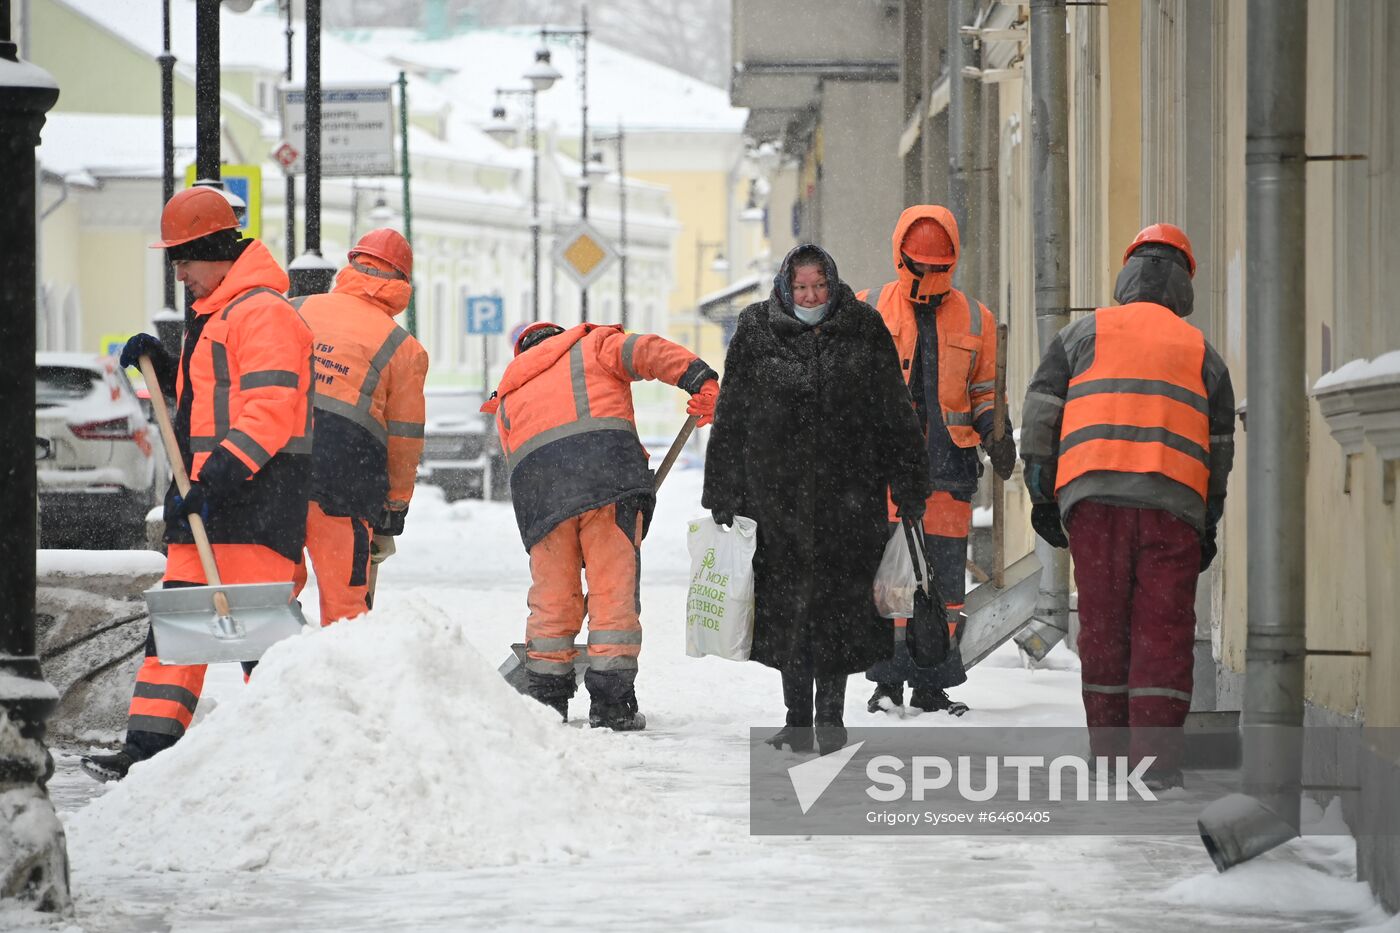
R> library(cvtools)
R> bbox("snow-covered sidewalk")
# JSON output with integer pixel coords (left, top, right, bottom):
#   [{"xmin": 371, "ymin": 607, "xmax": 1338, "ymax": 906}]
[{"xmin": 22, "ymin": 469, "xmax": 1397, "ymax": 932}]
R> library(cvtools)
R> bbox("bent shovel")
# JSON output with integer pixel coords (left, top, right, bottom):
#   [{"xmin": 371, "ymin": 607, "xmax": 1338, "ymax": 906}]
[{"xmin": 139, "ymin": 355, "xmax": 306, "ymax": 665}]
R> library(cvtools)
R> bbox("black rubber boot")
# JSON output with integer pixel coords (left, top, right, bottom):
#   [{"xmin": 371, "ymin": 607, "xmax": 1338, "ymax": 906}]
[
  {"xmin": 909, "ymin": 687, "xmax": 970, "ymax": 717},
  {"xmin": 767, "ymin": 667, "xmax": 815, "ymax": 751},
  {"xmin": 814, "ymin": 674, "xmax": 848, "ymax": 754},
  {"xmin": 585, "ymin": 669, "xmax": 646, "ymax": 731},
  {"xmin": 867, "ymin": 682, "xmax": 904, "ymax": 714},
  {"xmin": 80, "ymin": 748, "xmax": 136, "ymax": 783},
  {"xmin": 527, "ymin": 669, "xmax": 577, "ymax": 722}
]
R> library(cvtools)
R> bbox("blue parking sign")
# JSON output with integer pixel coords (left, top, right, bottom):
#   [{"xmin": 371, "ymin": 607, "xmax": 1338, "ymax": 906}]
[{"xmin": 465, "ymin": 295, "xmax": 504, "ymax": 335}]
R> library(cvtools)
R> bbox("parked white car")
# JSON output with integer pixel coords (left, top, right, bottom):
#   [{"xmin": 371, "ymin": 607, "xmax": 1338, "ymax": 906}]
[{"xmin": 36, "ymin": 352, "xmax": 167, "ymax": 547}]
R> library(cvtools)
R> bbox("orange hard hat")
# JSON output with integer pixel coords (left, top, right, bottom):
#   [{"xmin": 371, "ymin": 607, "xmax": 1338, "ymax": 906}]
[
  {"xmin": 1123, "ymin": 222, "xmax": 1196, "ymax": 277},
  {"xmin": 350, "ymin": 228, "xmax": 413, "ymax": 279},
  {"xmin": 150, "ymin": 187, "xmax": 240, "ymax": 249},
  {"xmin": 900, "ymin": 217, "xmax": 957, "ymax": 265},
  {"xmin": 515, "ymin": 321, "xmax": 565, "ymax": 356}
]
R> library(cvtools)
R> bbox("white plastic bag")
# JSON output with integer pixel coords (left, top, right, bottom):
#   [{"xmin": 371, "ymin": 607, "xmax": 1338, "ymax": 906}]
[
  {"xmin": 685, "ymin": 514, "xmax": 758, "ymax": 661},
  {"xmin": 873, "ymin": 524, "xmax": 918, "ymax": 618}
]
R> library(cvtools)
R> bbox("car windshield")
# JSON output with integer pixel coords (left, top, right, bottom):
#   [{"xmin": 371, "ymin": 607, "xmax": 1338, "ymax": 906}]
[{"xmin": 37, "ymin": 366, "xmax": 101, "ymax": 403}]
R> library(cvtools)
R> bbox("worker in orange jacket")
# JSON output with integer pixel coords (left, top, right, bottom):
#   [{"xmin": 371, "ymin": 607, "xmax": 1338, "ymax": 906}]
[
  {"xmin": 292, "ymin": 229, "xmax": 429, "ymax": 624},
  {"xmin": 82, "ymin": 186, "xmax": 314, "ymax": 783},
  {"xmin": 857, "ymin": 205, "xmax": 1016, "ymax": 717},
  {"xmin": 1021, "ymin": 224, "xmax": 1235, "ymax": 788},
  {"xmin": 483, "ymin": 321, "xmax": 719, "ymax": 730}
]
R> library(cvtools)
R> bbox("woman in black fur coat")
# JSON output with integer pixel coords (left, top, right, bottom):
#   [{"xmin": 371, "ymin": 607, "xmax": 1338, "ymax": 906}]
[{"xmin": 703, "ymin": 243, "xmax": 929, "ymax": 754}]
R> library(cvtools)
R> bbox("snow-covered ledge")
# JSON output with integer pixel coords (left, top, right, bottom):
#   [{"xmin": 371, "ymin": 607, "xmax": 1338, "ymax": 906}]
[
  {"xmin": 1314, "ymin": 352, "xmax": 1400, "ymax": 503},
  {"xmin": 1311, "ymin": 358, "xmax": 1369, "ymax": 456}
]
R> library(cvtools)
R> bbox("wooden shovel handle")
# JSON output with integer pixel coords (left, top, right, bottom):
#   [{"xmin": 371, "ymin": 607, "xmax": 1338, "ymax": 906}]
[
  {"xmin": 992, "ymin": 323, "xmax": 1008, "ymax": 589},
  {"xmin": 139, "ymin": 356, "xmax": 229, "ymax": 610},
  {"xmin": 654, "ymin": 415, "xmax": 700, "ymax": 491}
]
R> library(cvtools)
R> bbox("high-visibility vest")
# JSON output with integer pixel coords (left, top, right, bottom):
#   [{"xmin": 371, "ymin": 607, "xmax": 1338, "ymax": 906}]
[{"xmin": 1055, "ymin": 302, "xmax": 1211, "ymax": 500}]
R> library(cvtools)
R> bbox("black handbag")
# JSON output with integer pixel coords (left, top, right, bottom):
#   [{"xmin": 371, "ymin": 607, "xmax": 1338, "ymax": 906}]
[{"xmin": 902, "ymin": 519, "xmax": 950, "ymax": 668}]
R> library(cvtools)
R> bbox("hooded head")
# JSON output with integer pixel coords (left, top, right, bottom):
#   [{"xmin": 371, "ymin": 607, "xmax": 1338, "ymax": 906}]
[
  {"xmin": 1113, "ymin": 223, "xmax": 1196, "ymax": 317},
  {"xmin": 772, "ymin": 243, "xmax": 841, "ymax": 323},
  {"xmin": 891, "ymin": 205, "xmax": 960, "ymax": 302}
]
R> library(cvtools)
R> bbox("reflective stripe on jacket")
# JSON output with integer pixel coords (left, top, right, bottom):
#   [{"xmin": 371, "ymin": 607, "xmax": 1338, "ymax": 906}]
[
  {"xmin": 483, "ymin": 323, "xmax": 711, "ymax": 550},
  {"xmin": 295, "ymin": 264, "xmax": 428, "ymax": 518},
  {"xmin": 166, "ymin": 239, "xmax": 314, "ymax": 560}
]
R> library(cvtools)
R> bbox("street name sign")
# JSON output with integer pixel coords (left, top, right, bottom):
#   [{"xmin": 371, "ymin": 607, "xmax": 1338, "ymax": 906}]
[{"xmin": 279, "ymin": 85, "xmax": 395, "ymax": 177}]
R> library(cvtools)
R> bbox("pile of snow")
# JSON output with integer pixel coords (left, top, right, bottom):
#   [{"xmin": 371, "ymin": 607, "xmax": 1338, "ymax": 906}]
[{"xmin": 66, "ymin": 598, "xmax": 710, "ymax": 878}]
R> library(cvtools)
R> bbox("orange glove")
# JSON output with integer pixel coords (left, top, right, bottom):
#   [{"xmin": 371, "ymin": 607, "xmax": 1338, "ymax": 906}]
[{"xmin": 686, "ymin": 379, "xmax": 720, "ymax": 427}]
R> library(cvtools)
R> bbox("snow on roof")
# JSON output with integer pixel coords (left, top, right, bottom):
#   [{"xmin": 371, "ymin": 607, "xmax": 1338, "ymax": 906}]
[
  {"xmin": 56, "ymin": 1, "xmax": 534, "ymax": 169},
  {"xmin": 39, "ymin": 112, "xmax": 197, "ymax": 179},
  {"xmin": 346, "ymin": 27, "xmax": 747, "ymax": 135}
]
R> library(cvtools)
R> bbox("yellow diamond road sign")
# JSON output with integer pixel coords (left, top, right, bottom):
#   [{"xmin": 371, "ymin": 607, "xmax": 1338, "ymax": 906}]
[{"xmin": 553, "ymin": 221, "xmax": 618, "ymax": 288}]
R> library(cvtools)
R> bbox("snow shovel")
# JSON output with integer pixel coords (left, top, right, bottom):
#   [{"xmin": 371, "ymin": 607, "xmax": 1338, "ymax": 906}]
[{"xmin": 138, "ymin": 356, "xmax": 306, "ymax": 665}]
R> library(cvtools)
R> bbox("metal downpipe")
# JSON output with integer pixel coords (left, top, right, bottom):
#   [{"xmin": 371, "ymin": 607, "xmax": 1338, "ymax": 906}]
[
  {"xmin": 1017, "ymin": 0, "xmax": 1072, "ymax": 662},
  {"xmin": 948, "ymin": 0, "xmax": 981, "ymax": 295},
  {"xmin": 1198, "ymin": 0, "xmax": 1309, "ymax": 871}
]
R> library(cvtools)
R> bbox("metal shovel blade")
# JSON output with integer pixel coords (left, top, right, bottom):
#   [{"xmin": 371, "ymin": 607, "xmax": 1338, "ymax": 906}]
[
  {"xmin": 145, "ymin": 581, "xmax": 306, "ymax": 664},
  {"xmin": 958, "ymin": 550, "xmax": 1044, "ymax": 669}
]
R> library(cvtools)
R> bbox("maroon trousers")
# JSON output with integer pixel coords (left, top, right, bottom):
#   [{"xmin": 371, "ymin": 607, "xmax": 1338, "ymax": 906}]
[{"xmin": 1068, "ymin": 500, "xmax": 1200, "ymax": 769}]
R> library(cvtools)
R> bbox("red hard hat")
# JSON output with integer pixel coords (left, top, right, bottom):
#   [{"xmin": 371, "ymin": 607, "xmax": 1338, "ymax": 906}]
[
  {"xmin": 515, "ymin": 321, "xmax": 565, "ymax": 356},
  {"xmin": 150, "ymin": 187, "xmax": 240, "ymax": 249},
  {"xmin": 1123, "ymin": 222, "xmax": 1196, "ymax": 277},
  {"xmin": 900, "ymin": 217, "xmax": 957, "ymax": 265},
  {"xmin": 349, "ymin": 228, "xmax": 413, "ymax": 279}
]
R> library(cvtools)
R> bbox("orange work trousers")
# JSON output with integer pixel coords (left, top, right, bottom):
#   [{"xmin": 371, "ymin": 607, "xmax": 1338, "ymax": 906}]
[
  {"xmin": 125, "ymin": 542, "xmax": 296, "ymax": 759},
  {"xmin": 292, "ymin": 501, "xmax": 373, "ymax": 626},
  {"xmin": 525, "ymin": 502, "xmax": 643, "ymax": 678}
]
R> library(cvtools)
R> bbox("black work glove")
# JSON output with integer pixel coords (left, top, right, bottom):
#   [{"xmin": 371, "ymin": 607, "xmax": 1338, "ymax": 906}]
[
  {"xmin": 171, "ymin": 482, "xmax": 210, "ymax": 524},
  {"xmin": 1031, "ymin": 502, "xmax": 1068, "ymax": 549},
  {"xmin": 1199, "ymin": 527, "xmax": 1218, "ymax": 572},
  {"xmin": 374, "ymin": 506, "xmax": 409, "ymax": 536},
  {"xmin": 711, "ymin": 509, "xmax": 734, "ymax": 528},
  {"xmin": 120, "ymin": 333, "xmax": 177, "ymax": 397},
  {"xmin": 895, "ymin": 498, "xmax": 925, "ymax": 524},
  {"xmin": 169, "ymin": 446, "xmax": 249, "ymax": 528},
  {"xmin": 982, "ymin": 432, "xmax": 1018, "ymax": 482}
]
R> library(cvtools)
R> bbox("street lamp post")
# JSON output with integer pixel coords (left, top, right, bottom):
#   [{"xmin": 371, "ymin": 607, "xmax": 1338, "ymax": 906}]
[
  {"xmin": 0, "ymin": 3, "xmax": 70, "ymax": 911},
  {"xmin": 495, "ymin": 87, "xmax": 542, "ymax": 322},
  {"xmin": 593, "ymin": 121, "xmax": 626, "ymax": 329},
  {"xmin": 280, "ymin": 0, "xmax": 296, "ymax": 270},
  {"xmin": 529, "ymin": 4, "xmax": 591, "ymax": 320},
  {"xmin": 289, "ymin": 0, "xmax": 336, "ymax": 296},
  {"xmin": 693, "ymin": 239, "xmax": 728, "ymax": 356}
]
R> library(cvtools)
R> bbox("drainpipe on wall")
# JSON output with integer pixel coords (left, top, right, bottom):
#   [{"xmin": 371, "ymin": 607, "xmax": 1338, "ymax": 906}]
[
  {"xmin": 948, "ymin": 0, "xmax": 981, "ymax": 296},
  {"xmin": 1198, "ymin": 0, "xmax": 1308, "ymax": 871},
  {"xmin": 1016, "ymin": 0, "xmax": 1072, "ymax": 661}
]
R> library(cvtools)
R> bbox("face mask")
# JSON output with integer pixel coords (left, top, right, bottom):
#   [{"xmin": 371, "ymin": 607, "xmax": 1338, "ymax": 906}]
[
  {"xmin": 794, "ymin": 302, "xmax": 828, "ymax": 325},
  {"xmin": 901, "ymin": 252, "xmax": 954, "ymax": 302}
]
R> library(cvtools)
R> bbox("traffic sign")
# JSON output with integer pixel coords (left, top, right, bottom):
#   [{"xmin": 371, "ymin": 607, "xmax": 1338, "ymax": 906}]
[
  {"xmin": 273, "ymin": 141, "xmax": 299, "ymax": 170},
  {"xmin": 183, "ymin": 164, "xmax": 262, "ymax": 240},
  {"xmin": 552, "ymin": 221, "xmax": 618, "ymax": 288},
  {"xmin": 465, "ymin": 295, "xmax": 505, "ymax": 335},
  {"xmin": 279, "ymin": 84, "xmax": 395, "ymax": 177}
]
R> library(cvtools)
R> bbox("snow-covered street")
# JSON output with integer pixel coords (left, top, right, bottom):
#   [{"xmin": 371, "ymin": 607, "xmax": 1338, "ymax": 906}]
[{"xmin": 19, "ymin": 467, "xmax": 1396, "ymax": 932}]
